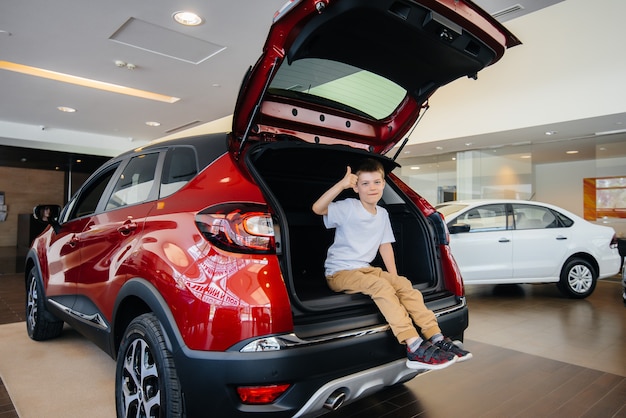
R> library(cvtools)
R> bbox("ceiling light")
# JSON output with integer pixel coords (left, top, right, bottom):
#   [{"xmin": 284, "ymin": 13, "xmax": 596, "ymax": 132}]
[
  {"xmin": 145, "ymin": 121, "xmax": 161, "ymax": 127},
  {"xmin": 173, "ymin": 11, "xmax": 203, "ymax": 26},
  {"xmin": 0, "ymin": 60, "xmax": 180, "ymax": 103},
  {"xmin": 545, "ymin": 131, "xmax": 557, "ymax": 136},
  {"xmin": 520, "ymin": 155, "xmax": 531, "ymax": 159},
  {"xmin": 410, "ymin": 166, "xmax": 420, "ymax": 170},
  {"xmin": 57, "ymin": 106, "xmax": 76, "ymax": 113},
  {"xmin": 435, "ymin": 146, "xmax": 443, "ymax": 150},
  {"xmin": 566, "ymin": 150, "xmax": 579, "ymax": 154}
]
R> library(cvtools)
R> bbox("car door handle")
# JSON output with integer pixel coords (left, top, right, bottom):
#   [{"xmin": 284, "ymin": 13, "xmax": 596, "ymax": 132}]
[
  {"xmin": 498, "ymin": 238, "xmax": 510, "ymax": 243},
  {"xmin": 556, "ymin": 236, "xmax": 567, "ymax": 240},
  {"xmin": 117, "ymin": 219, "xmax": 138, "ymax": 235},
  {"xmin": 68, "ymin": 234, "xmax": 79, "ymax": 248}
]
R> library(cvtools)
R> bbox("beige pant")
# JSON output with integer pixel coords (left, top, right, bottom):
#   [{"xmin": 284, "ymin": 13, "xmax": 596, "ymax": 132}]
[{"xmin": 327, "ymin": 267, "xmax": 441, "ymax": 344}]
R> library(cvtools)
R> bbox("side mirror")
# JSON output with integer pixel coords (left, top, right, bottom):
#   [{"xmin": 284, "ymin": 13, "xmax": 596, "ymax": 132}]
[
  {"xmin": 448, "ymin": 223, "xmax": 471, "ymax": 234},
  {"xmin": 33, "ymin": 204, "xmax": 62, "ymax": 233}
]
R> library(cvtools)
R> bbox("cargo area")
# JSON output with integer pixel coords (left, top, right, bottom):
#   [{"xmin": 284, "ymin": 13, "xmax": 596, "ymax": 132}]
[{"xmin": 246, "ymin": 141, "xmax": 451, "ymax": 334}]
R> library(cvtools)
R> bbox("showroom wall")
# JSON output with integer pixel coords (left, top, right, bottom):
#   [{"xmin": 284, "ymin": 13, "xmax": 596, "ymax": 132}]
[{"xmin": 0, "ymin": 166, "xmax": 65, "ymax": 247}]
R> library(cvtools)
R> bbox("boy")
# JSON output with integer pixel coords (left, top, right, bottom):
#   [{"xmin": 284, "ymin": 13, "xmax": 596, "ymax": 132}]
[{"xmin": 312, "ymin": 158, "xmax": 471, "ymax": 369}]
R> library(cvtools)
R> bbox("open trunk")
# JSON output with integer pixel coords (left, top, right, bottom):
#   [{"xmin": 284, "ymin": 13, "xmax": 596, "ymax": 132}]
[{"xmin": 246, "ymin": 140, "xmax": 457, "ymax": 337}]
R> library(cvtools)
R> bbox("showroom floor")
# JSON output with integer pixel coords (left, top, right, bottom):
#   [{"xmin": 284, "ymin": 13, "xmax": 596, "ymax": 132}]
[{"xmin": 0, "ymin": 247, "xmax": 624, "ymax": 417}]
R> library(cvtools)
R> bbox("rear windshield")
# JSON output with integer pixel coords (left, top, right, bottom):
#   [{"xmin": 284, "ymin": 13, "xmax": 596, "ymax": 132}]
[{"xmin": 268, "ymin": 58, "xmax": 407, "ymax": 120}]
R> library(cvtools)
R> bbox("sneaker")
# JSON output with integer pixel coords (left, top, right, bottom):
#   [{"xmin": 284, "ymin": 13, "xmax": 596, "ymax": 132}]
[
  {"xmin": 433, "ymin": 337, "xmax": 473, "ymax": 362},
  {"xmin": 406, "ymin": 340, "xmax": 456, "ymax": 370}
]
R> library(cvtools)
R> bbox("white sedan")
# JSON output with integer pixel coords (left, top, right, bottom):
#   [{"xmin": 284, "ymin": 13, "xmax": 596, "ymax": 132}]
[{"xmin": 436, "ymin": 200, "xmax": 621, "ymax": 298}]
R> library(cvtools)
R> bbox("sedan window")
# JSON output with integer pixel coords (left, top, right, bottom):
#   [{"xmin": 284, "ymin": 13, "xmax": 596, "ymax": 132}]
[
  {"xmin": 456, "ymin": 204, "xmax": 508, "ymax": 232},
  {"xmin": 513, "ymin": 204, "xmax": 565, "ymax": 229}
]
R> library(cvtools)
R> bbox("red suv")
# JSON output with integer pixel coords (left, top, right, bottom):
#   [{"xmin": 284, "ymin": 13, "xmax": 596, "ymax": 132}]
[{"xmin": 25, "ymin": 1, "xmax": 518, "ymax": 416}]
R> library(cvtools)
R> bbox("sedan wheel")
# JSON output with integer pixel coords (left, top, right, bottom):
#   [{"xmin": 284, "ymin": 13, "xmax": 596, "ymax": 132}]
[
  {"xmin": 557, "ymin": 258, "xmax": 596, "ymax": 299},
  {"xmin": 116, "ymin": 313, "xmax": 182, "ymax": 418}
]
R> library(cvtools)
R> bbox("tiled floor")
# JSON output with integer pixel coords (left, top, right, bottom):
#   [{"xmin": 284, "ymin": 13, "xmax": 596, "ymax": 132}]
[{"xmin": 1, "ymin": 247, "xmax": 625, "ymax": 417}]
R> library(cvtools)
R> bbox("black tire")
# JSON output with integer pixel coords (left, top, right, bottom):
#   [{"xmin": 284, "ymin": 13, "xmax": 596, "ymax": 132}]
[
  {"xmin": 26, "ymin": 267, "xmax": 63, "ymax": 340},
  {"xmin": 116, "ymin": 313, "xmax": 183, "ymax": 418},
  {"xmin": 557, "ymin": 258, "xmax": 596, "ymax": 299}
]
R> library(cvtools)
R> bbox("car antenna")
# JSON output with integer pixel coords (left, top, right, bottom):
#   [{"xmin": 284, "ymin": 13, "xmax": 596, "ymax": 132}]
[
  {"xmin": 237, "ymin": 57, "xmax": 280, "ymax": 159},
  {"xmin": 391, "ymin": 101, "xmax": 429, "ymax": 161}
]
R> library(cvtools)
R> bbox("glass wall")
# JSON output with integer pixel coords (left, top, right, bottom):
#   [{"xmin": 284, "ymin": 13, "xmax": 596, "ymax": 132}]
[{"xmin": 395, "ymin": 144, "xmax": 533, "ymax": 205}]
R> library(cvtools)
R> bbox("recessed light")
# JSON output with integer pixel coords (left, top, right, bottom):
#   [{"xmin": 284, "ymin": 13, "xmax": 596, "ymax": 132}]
[
  {"xmin": 545, "ymin": 131, "xmax": 557, "ymax": 136},
  {"xmin": 410, "ymin": 166, "xmax": 420, "ymax": 170},
  {"xmin": 520, "ymin": 155, "xmax": 531, "ymax": 159},
  {"xmin": 57, "ymin": 106, "xmax": 76, "ymax": 113},
  {"xmin": 566, "ymin": 150, "xmax": 579, "ymax": 154},
  {"xmin": 435, "ymin": 146, "xmax": 443, "ymax": 150},
  {"xmin": 173, "ymin": 11, "xmax": 203, "ymax": 26},
  {"xmin": 145, "ymin": 121, "xmax": 161, "ymax": 127}
]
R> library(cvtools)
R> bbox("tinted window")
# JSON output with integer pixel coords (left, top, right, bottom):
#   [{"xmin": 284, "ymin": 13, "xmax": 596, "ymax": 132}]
[
  {"xmin": 160, "ymin": 147, "xmax": 198, "ymax": 198},
  {"xmin": 68, "ymin": 164, "xmax": 119, "ymax": 220},
  {"xmin": 513, "ymin": 204, "xmax": 565, "ymax": 230},
  {"xmin": 106, "ymin": 153, "xmax": 159, "ymax": 210},
  {"xmin": 457, "ymin": 204, "xmax": 508, "ymax": 232},
  {"xmin": 269, "ymin": 58, "xmax": 406, "ymax": 120}
]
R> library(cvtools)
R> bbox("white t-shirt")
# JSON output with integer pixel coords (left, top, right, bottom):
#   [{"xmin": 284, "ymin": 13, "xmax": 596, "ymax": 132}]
[{"xmin": 323, "ymin": 198, "xmax": 395, "ymax": 276}]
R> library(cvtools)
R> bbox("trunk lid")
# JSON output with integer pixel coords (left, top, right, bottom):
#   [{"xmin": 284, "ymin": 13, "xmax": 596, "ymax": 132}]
[{"xmin": 231, "ymin": 0, "xmax": 520, "ymax": 157}]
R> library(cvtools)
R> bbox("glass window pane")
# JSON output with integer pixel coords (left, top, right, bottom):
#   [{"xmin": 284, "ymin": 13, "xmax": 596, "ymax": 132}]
[{"xmin": 107, "ymin": 153, "xmax": 159, "ymax": 210}]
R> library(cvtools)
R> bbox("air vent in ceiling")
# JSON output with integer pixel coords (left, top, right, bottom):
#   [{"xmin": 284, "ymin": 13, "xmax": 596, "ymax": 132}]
[
  {"xmin": 165, "ymin": 120, "xmax": 203, "ymax": 134},
  {"xmin": 492, "ymin": 3, "xmax": 524, "ymax": 19}
]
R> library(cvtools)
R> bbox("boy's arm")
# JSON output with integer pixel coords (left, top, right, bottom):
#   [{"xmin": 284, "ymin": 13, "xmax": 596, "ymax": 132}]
[
  {"xmin": 312, "ymin": 166, "xmax": 357, "ymax": 215},
  {"xmin": 379, "ymin": 242, "xmax": 398, "ymax": 275}
]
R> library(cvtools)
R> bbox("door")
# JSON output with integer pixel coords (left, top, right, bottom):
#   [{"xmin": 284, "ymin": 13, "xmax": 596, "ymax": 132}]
[
  {"xmin": 511, "ymin": 204, "xmax": 569, "ymax": 280},
  {"xmin": 74, "ymin": 152, "xmax": 161, "ymax": 317},
  {"xmin": 448, "ymin": 203, "xmax": 513, "ymax": 283}
]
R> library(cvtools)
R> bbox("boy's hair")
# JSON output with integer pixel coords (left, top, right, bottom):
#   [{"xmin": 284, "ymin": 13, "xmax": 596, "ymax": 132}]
[{"xmin": 356, "ymin": 158, "xmax": 385, "ymax": 177}]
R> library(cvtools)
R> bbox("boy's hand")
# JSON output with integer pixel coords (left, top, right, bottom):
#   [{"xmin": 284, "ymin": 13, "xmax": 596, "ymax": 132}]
[
  {"xmin": 312, "ymin": 166, "xmax": 358, "ymax": 215},
  {"xmin": 341, "ymin": 166, "xmax": 358, "ymax": 190}
]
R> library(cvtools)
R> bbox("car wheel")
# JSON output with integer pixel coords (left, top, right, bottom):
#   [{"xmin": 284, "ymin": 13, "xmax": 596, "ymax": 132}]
[
  {"xmin": 26, "ymin": 267, "xmax": 63, "ymax": 340},
  {"xmin": 557, "ymin": 258, "xmax": 596, "ymax": 299},
  {"xmin": 116, "ymin": 313, "xmax": 183, "ymax": 418}
]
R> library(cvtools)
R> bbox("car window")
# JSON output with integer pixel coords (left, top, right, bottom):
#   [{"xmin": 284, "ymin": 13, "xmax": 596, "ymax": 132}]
[
  {"xmin": 160, "ymin": 147, "xmax": 198, "ymax": 198},
  {"xmin": 436, "ymin": 203, "xmax": 468, "ymax": 218},
  {"xmin": 106, "ymin": 153, "xmax": 159, "ymax": 210},
  {"xmin": 456, "ymin": 204, "xmax": 508, "ymax": 232},
  {"xmin": 67, "ymin": 163, "xmax": 120, "ymax": 221},
  {"xmin": 269, "ymin": 58, "xmax": 406, "ymax": 121},
  {"xmin": 513, "ymin": 204, "xmax": 561, "ymax": 229}
]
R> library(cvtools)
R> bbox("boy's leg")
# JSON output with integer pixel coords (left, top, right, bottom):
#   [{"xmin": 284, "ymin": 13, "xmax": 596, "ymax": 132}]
[
  {"xmin": 327, "ymin": 267, "xmax": 418, "ymax": 343},
  {"xmin": 379, "ymin": 271, "xmax": 441, "ymax": 339},
  {"xmin": 328, "ymin": 267, "xmax": 457, "ymax": 369}
]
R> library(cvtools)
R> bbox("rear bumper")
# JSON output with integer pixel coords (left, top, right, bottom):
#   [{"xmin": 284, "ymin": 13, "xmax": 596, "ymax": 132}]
[{"xmin": 172, "ymin": 301, "xmax": 468, "ymax": 417}]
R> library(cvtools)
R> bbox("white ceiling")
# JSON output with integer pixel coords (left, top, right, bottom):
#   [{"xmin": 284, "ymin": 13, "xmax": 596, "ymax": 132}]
[{"xmin": 2, "ymin": 0, "xmax": 624, "ymax": 166}]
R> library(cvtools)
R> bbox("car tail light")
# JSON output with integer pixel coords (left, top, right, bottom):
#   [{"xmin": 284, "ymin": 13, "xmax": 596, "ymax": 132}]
[
  {"xmin": 428, "ymin": 211, "xmax": 449, "ymax": 245},
  {"xmin": 237, "ymin": 384, "xmax": 291, "ymax": 404},
  {"xmin": 195, "ymin": 203, "xmax": 275, "ymax": 254},
  {"xmin": 610, "ymin": 233, "xmax": 618, "ymax": 249}
]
